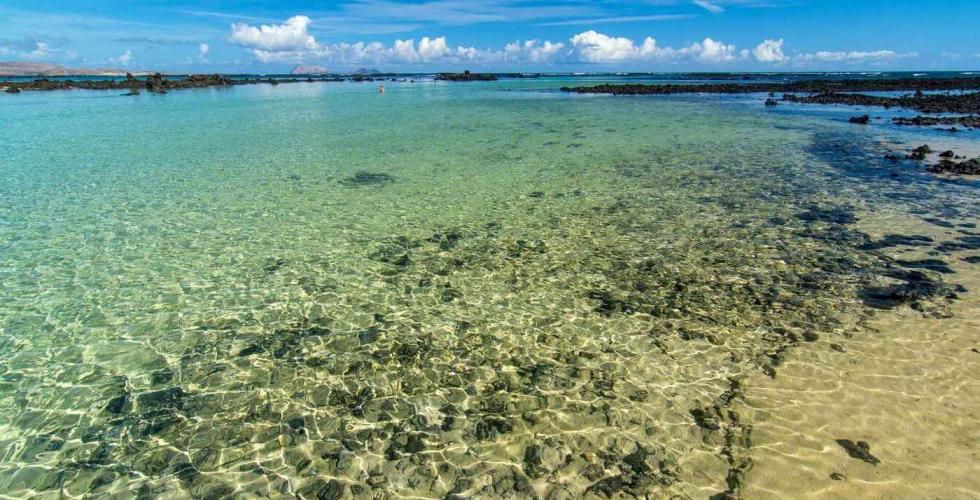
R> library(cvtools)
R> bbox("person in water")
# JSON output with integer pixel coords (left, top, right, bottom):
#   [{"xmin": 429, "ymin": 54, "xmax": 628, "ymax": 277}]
[{"xmin": 378, "ymin": 84, "xmax": 385, "ymax": 94}]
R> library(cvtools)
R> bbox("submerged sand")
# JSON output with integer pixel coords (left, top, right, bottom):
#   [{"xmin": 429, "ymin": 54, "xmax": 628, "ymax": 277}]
[{"xmin": 741, "ymin": 212, "xmax": 980, "ymax": 499}]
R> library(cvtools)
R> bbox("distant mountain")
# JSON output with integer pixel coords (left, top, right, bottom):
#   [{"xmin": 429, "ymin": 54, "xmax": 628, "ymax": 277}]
[
  {"xmin": 353, "ymin": 68, "xmax": 381, "ymax": 75},
  {"xmin": 290, "ymin": 65, "xmax": 330, "ymax": 75},
  {"xmin": 0, "ymin": 61, "xmax": 133, "ymax": 77}
]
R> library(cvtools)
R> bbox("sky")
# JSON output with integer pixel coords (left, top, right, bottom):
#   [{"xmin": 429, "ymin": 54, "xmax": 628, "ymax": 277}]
[{"xmin": 0, "ymin": 0, "xmax": 978, "ymax": 73}]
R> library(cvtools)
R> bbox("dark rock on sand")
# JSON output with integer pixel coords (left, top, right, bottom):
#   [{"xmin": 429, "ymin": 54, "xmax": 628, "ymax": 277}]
[
  {"xmin": 429, "ymin": 229, "xmax": 463, "ymax": 250},
  {"xmin": 523, "ymin": 444, "xmax": 547, "ymax": 478},
  {"xmin": 835, "ymin": 439, "xmax": 880, "ymax": 465},
  {"xmin": 690, "ymin": 407, "xmax": 722, "ymax": 431},
  {"xmin": 340, "ymin": 171, "xmax": 393, "ymax": 186},
  {"xmin": 105, "ymin": 394, "xmax": 132, "ymax": 414},
  {"xmin": 298, "ymin": 479, "xmax": 346, "ymax": 500},
  {"xmin": 908, "ymin": 144, "xmax": 933, "ymax": 161},
  {"xmin": 796, "ymin": 205, "xmax": 858, "ymax": 225},
  {"xmin": 936, "ymin": 235, "xmax": 980, "ymax": 252},
  {"xmin": 137, "ymin": 387, "xmax": 186, "ymax": 411},
  {"xmin": 895, "ymin": 258, "xmax": 954, "ymax": 274},
  {"xmin": 928, "ymin": 157, "xmax": 980, "ymax": 175},
  {"xmin": 829, "ymin": 472, "xmax": 847, "ymax": 481},
  {"xmin": 858, "ymin": 234, "xmax": 934, "ymax": 250},
  {"xmin": 848, "ymin": 115, "xmax": 870, "ymax": 124},
  {"xmin": 861, "ymin": 268, "xmax": 962, "ymax": 311}
]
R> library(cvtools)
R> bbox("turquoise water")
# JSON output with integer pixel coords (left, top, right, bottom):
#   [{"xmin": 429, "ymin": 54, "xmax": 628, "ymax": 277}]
[{"xmin": 0, "ymin": 78, "xmax": 977, "ymax": 498}]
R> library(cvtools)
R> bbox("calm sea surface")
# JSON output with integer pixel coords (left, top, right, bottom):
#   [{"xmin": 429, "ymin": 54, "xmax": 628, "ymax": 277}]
[{"xmin": 1, "ymin": 76, "xmax": 978, "ymax": 498}]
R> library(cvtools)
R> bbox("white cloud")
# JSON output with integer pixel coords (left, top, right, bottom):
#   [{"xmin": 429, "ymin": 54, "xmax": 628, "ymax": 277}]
[
  {"xmin": 569, "ymin": 30, "xmax": 659, "ymax": 63},
  {"xmin": 110, "ymin": 50, "xmax": 134, "ymax": 66},
  {"xmin": 224, "ymin": 17, "xmax": 910, "ymax": 69},
  {"xmin": 797, "ymin": 50, "xmax": 918, "ymax": 62},
  {"xmin": 505, "ymin": 40, "xmax": 566, "ymax": 63},
  {"xmin": 418, "ymin": 36, "xmax": 450, "ymax": 61},
  {"xmin": 230, "ymin": 15, "xmax": 317, "ymax": 52},
  {"xmin": 752, "ymin": 38, "xmax": 786, "ymax": 62},
  {"xmin": 27, "ymin": 42, "xmax": 58, "ymax": 59},
  {"xmin": 690, "ymin": 37, "xmax": 737, "ymax": 62},
  {"xmin": 693, "ymin": 0, "xmax": 725, "ymax": 14},
  {"xmin": 198, "ymin": 43, "xmax": 210, "ymax": 63}
]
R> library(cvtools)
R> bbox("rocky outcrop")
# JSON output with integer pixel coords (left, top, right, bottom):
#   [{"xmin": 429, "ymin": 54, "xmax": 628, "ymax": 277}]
[
  {"xmin": 435, "ymin": 70, "xmax": 497, "ymax": 82},
  {"xmin": 561, "ymin": 77, "xmax": 980, "ymax": 95},
  {"xmin": 928, "ymin": 158, "xmax": 980, "ymax": 175},
  {"xmin": 908, "ymin": 145, "xmax": 933, "ymax": 161},
  {"xmin": 561, "ymin": 78, "xmax": 980, "ymax": 114},
  {"xmin": 892, "ymin": 115, "xmax": 980, "ymax": 129}
]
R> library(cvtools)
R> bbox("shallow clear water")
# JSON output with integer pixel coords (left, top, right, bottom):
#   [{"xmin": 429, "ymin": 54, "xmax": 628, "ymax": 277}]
[{"xmin": 0, "ymin": 78, "xmax": 977, "ymax": 498}]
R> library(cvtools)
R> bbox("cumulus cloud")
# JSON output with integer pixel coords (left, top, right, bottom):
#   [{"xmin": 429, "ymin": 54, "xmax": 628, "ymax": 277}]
[
  {"xmin": 569, "ymin": 30, "xmax": 659, "ymax": 63},
  {"xmin": 198, "ymin": 43, "xmax": 210, "ymax": 62},
  {"xmin": 230, "ymin": 15, "xmax": 317, "ymax": 52},
  {"xmin": 225, "ymin": 16, "xmax": 912, "ymax": 69},
  {"xmin": 693, "ymin": 0, "xmax": 725, "ymax": 14},
  {"xmin": 504, "ymin": 40, "xmax": 566, "ymax": 63},
  {"xmin": 689, "ymin": 38, "xmax": 737, "ymax": 62},
  {"xmin": 752, "ymin": 39, "xmax": 786, "ymax": 62},
  {"xmin": 110, "ymin": 50, "xmax": 134, "ymax": 66}
]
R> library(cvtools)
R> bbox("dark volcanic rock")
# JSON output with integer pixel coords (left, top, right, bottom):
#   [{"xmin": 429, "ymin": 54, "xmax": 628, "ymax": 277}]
[
  {"xmin": 908, "ymin": 144, "xmax": 933, "ymax": 161},
  {"xmin": 784, "ymin": 91, "xmax": 980, "ymax": 114},
  {"xmin": 892, "ymin": 115, "xmax": 980, "ymax": 129},
  {"xmin": 340, "ymin": 171, "xmax": 394, "ymax": 186},
  {"xmin": 835, "ymin": 439, "xmax": 880, "ymax": 465},
  {"xmin": 848, "ymin": 115, "xmax": 870, "ymax": 124},
  {"xmin": 435, "ymin": 70, "xmax": 497, "ymax": 82},
  {"xmin": 561, "ymin": 78, "xmax": 980, "ymax": 114},
  {"xmin": 927, "ymin": 157, "xmax": 980, "ymax": 175}
]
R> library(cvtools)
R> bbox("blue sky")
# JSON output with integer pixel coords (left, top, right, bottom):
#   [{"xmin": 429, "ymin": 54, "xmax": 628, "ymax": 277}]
[{"xmin": 1, "ymin": 1, "xmax": 977, "ymax": 72}]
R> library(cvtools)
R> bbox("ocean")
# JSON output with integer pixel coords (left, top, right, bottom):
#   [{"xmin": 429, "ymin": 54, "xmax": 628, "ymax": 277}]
[{"xmin": 0, "ymin": 75, "xmax": 978, "ymax": 498}]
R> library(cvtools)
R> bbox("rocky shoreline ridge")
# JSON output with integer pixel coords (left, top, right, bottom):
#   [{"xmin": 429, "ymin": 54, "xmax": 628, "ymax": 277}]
[
  {"xmin": 0, "ymin": 72, "xmax": 405, "ymax": 94},
  {"xmin": 560, "ymin": 77, "xmax": 980, "ymax": 114}
]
